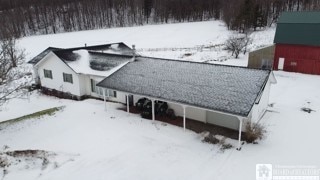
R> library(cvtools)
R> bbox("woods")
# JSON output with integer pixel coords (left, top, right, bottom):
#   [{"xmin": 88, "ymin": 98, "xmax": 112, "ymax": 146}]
[{"xmin": 0, "ymin": 0, "xmax": 320, "ymax": 39}]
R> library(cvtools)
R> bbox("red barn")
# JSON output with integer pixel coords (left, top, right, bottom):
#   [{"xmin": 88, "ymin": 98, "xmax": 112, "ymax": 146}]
[{"xmin": 273, "ymin": 11, "xmax": 320, "ymax": 75}]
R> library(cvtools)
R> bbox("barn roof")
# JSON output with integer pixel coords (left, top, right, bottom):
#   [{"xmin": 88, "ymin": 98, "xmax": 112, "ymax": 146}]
[
  {"xmin": 274, "ymin": 11, "xmax": 320, "ymax": 46},
  {"xmin": 97, "ymin": 57, "xmax": 271, "ymax": 117}
]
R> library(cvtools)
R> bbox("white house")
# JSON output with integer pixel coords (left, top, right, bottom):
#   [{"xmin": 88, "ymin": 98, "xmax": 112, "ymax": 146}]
[
  {"xmin": 29, "ymin": 43, "xmax": 276, "ymax": 150},
  {"xmin": 28, "ymin": 43, "xmax": 133, "ymax": 102}
]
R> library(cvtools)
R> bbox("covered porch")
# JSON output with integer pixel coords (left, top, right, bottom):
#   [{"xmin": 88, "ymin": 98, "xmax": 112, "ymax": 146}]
[
  {"xmin": 118, "ymin": 105, "xmax": 244, "ymax": 140},
  {"xmin": 102, "ymin": 90, "xmax": 246, "ymax": 150},
  {"xmin": 96, "ymin": 57, "xmax": 272, "ymax": 151}
]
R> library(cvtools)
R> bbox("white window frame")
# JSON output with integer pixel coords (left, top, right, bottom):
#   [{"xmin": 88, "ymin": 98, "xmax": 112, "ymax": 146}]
[
  {"xmin": 91, "ymin": 79, "xmax": 97, "ymax": 93},
  {"xmin": 63, "ymin": 73, "xmax": 73, "ymax": 84},
  {"xmin": 107, "ymin": 89, "xmax": 117, "ymax": 98},
  {"xmin": 91, "ymin": 79, "xmax": 116, "ymax": 98},
  {"xmin": 44, "ymin": 69, "xmax": 53, "ymax": 79}
]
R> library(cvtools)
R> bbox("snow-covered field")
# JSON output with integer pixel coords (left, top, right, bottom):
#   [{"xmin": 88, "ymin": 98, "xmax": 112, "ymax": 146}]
[
  {"xmin": 1, "ymin": 21, "xmax": 319, "ymax": 179},
  {"xmin": 19, "ymin": 20, "xmax": 276, "ymax": 66}
]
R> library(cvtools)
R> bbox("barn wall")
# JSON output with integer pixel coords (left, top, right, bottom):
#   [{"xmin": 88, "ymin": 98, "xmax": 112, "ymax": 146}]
[{"xmin": 274, "ymin": 44, "xmax": 320, "ymax": 74}]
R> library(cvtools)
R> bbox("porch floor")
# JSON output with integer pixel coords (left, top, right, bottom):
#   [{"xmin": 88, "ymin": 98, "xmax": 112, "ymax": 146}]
[{"xmin": 119, "ymin": 106, "xmax": 244, "ymax": 140}]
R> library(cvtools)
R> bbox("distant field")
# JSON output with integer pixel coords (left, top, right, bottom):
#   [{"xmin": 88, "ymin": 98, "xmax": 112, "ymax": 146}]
[{"xmin": 19, "ymin": 20, "xmax": 276, "ymax": 67}]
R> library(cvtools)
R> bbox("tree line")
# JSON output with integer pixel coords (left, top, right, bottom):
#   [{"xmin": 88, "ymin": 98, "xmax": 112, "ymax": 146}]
[{"xmin": 0, "ymin": 0, "xmax": 320, "ymax": 39}]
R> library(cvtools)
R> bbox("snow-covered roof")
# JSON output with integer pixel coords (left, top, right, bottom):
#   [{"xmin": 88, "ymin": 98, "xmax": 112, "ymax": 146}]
[
  {"xmin": 28, "ymin": 42, "xmax": 134, "ymax": 77},
  {"xmin": 28, "ymin": 42, "xmax": 133, "ymax": 65},
  {"xmin": 97, "ymin": 57, "xmax": 271, "ymax": 117},
  {"xmin": 64, "ymin": 50, "xmax": 132, "ymax": 76},
  {"xmin": 28, "ymin": 47, "xmax": 61, "ymax": 64}
]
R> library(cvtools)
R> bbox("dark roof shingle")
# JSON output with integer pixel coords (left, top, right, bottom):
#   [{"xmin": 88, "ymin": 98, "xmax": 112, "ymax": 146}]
[
  {"xmin": 28, "ymin": 47, "xmax": 61, "ymax": 64},
  {"xmin": 97, "ymin": 57, "xmax": 270, "ymax": 117}
]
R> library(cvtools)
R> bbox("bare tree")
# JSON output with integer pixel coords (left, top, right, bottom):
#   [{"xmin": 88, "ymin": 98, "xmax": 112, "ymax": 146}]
[
  {"xmin": 225, "ymin": 34, "xmax": 252, "ymax": 58},
  {"xmin": 0, "ymin": 38, "xmax": 29, "ymax": 106}
]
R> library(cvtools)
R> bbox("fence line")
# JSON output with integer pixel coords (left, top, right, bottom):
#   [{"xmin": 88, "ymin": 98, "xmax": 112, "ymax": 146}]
[{"xmin": 137, "ymin": 44, "xmax": 224, "ymax": 52}]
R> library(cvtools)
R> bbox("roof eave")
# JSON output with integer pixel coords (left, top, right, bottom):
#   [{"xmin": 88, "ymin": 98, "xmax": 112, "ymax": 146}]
[
  {"xmin": 246, "ymin": 70, "xmax": 273, "ymax": 117},
  {"xmin": 96, "ymin": 84, "xmax": 248, "ymax": 118}
]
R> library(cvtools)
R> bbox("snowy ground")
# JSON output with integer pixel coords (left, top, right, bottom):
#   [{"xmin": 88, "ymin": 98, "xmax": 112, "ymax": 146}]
[
  {"xmin": 18, "ymin": 20, "xmax": 276, "ymax": 67},
  {"xmin": 1, "ymin": 21, "xmax": 319, "ymax": 179},
  {"xmin": 1, "ymin": 71, "xmax": 320, "ymax": 180}
]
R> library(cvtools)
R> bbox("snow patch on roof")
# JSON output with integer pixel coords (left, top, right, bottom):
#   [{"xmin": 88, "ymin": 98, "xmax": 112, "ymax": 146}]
[
  {"xmin": 111, "ymin": 44, "xmax": 119, "ymax": 49},
  {"xmin": 68, "ymin": 50, "xmax": 90, "ymax": 73},
  {"xmin": 67, "ymin": 50, "xmax": 129, "ymax": 77}
]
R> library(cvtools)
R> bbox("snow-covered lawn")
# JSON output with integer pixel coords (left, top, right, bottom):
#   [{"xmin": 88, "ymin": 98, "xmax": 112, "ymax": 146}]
[
  {"xmin": 0, "ymin": 92, "xmax": 226, "ymax": 180},
  {"xmin": 1, "ymin": 71, "xmax": 320, "ymax": 180}
]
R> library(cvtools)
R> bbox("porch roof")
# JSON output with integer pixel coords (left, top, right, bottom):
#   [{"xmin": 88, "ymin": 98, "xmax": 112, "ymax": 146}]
[{"xmin": 97, "ymin": 57, "xmax": 271, "ymax": 117}]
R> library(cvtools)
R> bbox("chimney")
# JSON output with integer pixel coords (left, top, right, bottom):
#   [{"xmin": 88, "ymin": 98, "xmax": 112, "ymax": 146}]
[{"xmin": 85, "ymin": 43, "xmax": 87, "ymax": 47}]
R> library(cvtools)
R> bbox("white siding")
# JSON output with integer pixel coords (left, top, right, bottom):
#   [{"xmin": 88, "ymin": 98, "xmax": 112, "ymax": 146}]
[
  {"xmin": 36, "ymin": 53, "xmax": 81, "ymax": 96},
  {"xmin": 206, "ymin": 111, "xmax": 240, "ymax": 130},
  {"xmin": 78, "ymin": 74, "xmax": 89, "ymax": 96},
  {"xmin": 34, "ymin": 53, "xmax": 133, "ymax": 103},
  {"xmin": 169, "ymin": 103, "xmax": 207, "ymax": 122},
  {"xmin": 107, "ymin": 91, "xmax": 126, "ymax": 103},
  {"xmin": 81, "ymin": 75, "xmax": 104, "ymax": 98},
  {"xmin": 95, "ymin": 87, "xmax": 127, "ymax": 103},
  {"xmin": 133, "ymin": 95, "xmax": 144, "ymax": 105}
]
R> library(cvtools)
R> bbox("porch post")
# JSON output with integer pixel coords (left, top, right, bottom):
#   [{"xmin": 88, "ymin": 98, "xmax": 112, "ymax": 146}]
[
  {"xmin": 103, "ymin": 88, "xmax": 106, "ymax": 111},
  {"xmin": 183, "ymin": 105, "xmax": 186, "ymax": 131},
  {"xmin": 126, "ymin": 94, "xmax": 130, "ymax": 113},
  {"xmin": 151, "ymin": 99, "xmax": 155, "ymax": 122},
  {"xmin": 236, "ymin": 118, "xmax": 243, "ymax": 151}
]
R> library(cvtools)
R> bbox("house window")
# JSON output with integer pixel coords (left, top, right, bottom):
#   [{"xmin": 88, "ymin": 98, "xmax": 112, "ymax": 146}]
[
  {"xmin": 108, "ymin": 89, "xmax": 117, "ymax": 98},
  {"xmin": 44, "ymin": 69, "xmax": 53, "ymax": 79},
  {"xmin": 97, "ymin": 87, "xmax": 117, "ymax": 98},
  {"xmin": 63, "ymin": 73, "xmax": 73, "ymax": 84},
  {"xmin": 91, "ymin": 79, "xmax": 97, "ymax": 92},
  {"xmin": 91, "ymin": 79, "xmax": 116, "ymax": 98}
]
